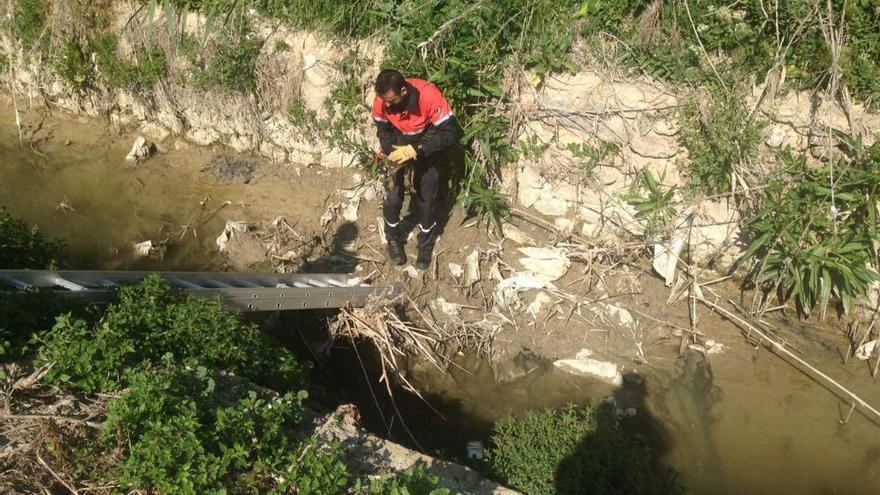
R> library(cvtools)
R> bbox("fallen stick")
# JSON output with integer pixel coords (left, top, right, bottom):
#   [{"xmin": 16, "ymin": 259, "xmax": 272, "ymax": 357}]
[{"xmin": 697, "ymin": 296, "xmax": 880, "ymax": 423}]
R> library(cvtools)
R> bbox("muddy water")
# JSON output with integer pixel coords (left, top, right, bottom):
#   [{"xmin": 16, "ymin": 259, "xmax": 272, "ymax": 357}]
[
  {"xmin": 3, "ymin": 109, "xmax": 880, "ymax": 495},
  {"xmin": 0, "ymin": 120, "xmax": 245, "ymax": 270}
]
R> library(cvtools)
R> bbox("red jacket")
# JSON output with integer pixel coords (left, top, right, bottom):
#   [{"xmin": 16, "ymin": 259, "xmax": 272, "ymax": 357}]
[{"xmin": 372, "ymin": 78, "xmax": 459, "ymax": 158}]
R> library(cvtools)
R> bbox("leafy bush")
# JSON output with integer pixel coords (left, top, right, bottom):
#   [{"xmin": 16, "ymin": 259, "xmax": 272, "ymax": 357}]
[
  {"xmin": 0, "ymin": 207, "xmax": 64, "ymax": 269},
  {"xmin": 54, "ymin": 37, "xmax": 93, "ymax": 89},
  {"xmin": 0, "ymin": 291, "xmax": 90, "ymax": 363},
  {"xmin": 488, "ymin": 405, "xmax": 683, "ymax": 495},
  {"xmin": 37, "ymin": 275, "xmax": 309, "ymax": 393},
  {"xmin": 11, "ymin": 0, "xmax": 47, "ymax": 51},
  {"xmin": 677, "ymin": 87, "xmax": 761, "ymax": 196},
  {"xmin": 196, "ymin": 35, "xmax": 262, "ymax": 92},
  {"xmin": 738, "ymin": 140, "xmax": 880, "ymax": 316},
  {"xmin": 102, "ymin": 366, "xmax": 336, "ymax": 494},
  {"xmin": 354, "ymin": 464, "xmax": 457, "ymax": 495}
]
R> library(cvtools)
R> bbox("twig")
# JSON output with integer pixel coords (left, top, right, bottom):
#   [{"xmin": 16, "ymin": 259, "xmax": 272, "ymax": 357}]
[
  {"xmin": 36, "ymin": 452, "xmax": 79, "ymax": 495},
  {"xmin": 697, "ymin": 296, "xmax": 880, "ymax": 423}
]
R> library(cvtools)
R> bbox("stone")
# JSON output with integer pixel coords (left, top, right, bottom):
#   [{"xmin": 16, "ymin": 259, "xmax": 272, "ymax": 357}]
[
  {"xmin": 653, "ymin": 119, "xmax": 680, "ymax": 137},
  {"xmin": 553, "ymin": 355, "xmax": 623, "ymax": 386},
  {"xmin": 139, "ymin": 123, "xmax": 170, "ymax": 142},
  {"xmin": 629, "ymin": 131, "xmax": 679, "ymax": 159},
  {"xmin": 765, "ymin": 125, "xmax": 787, "ymax": 148},
  {"xmin": 554, "ymin": 217, "xmax": 577, "ymax": 234},
  {"xmin": 533, "ymin": 196, "xmax": 570, "ymax": 217},
  {"xmin": 186, "ymin": 127, "xmax": 220, "ymax": 146},
  {"xmin": 502, "ymin": 222, "xmax": 535, "ymax": 245},
  {"xmin": 526, "ymin": 291, "xmax": 554, "ymax": 319},
  {"xmin": 259, "ymin": 141, "xmax": 288, "ymax": 163}
]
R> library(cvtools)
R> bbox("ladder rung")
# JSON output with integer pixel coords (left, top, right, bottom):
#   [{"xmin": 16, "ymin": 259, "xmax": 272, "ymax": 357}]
[
  {"xmin": 2, "ymin": 276, "xmax": 31, "ymax": 289},
  {"xmin": 54, "ymin": 277, "xmax": 86, "ymax": 291},
  {"xmin": 232, "ymin": 278, "xmax": 261, "ymax": 288},
  {"xmin": 170, "ymin": 278, "xmax": 202, "ymax": 289},
  {"xmin": 204, "ymin": 279, "xmax": 232, "ymax": 288}
]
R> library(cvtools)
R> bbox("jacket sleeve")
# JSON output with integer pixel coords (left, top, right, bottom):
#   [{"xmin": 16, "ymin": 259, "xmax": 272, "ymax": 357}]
[
  {"xmin": 371, "ymin": 97, "xmax": 395, "ymax": 156},
  {"xmin": 417, "ymin": 87, "xmax": 460, "ymax": 158},
  {"xmin": 417, "ymin": 115, "xmax": 461, "ymax": 158}
]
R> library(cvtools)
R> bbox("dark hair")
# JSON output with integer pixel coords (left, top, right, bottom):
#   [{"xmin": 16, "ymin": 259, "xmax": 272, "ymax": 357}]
[{"xmin": 375, "ymin": 69, "xmax": 406, "ymax": 94}]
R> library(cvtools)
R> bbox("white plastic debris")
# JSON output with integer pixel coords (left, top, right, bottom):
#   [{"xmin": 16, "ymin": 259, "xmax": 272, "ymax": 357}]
[
  {"xmin": 553, "ymin": 355, "xmax": 623, "ymax": 386},
  {"xmin": 403, "ymin": 265, "xmax": 420, "ymax": 279},
  {"xmin": 125, "ymin": 136, "xmax": 156, "ymax": 162},
  {"xmin": 215, "ymin": 220, "xmax": 251, "ymax": 252},
  {"xmin": 464, "ymin": 249, "xmax": 481, "ymax": 287},
  {"xmin": 652, "ymin": 237, "xmax": 684, "ymax": 287},
  {"xmin": 342, "ymin": 197, "xmax": 360, "ymax": 222},
  {"xmin": 517, "ymin": 246, "xmax": 571, "ymax": 282},
  {"xmin": 495, "ymin": 273, "xmax": 551, "ymax": 309},
  {"xmin": 133, "ymin": 240, "xmax": 154, "ymax": 257},
  {"xmin": 856, "ymin": 339, "xmax": 878, "ymax": 360},
  {"xmin": 376, "ymin": 217, "xmax": 388, "ymax": 245},
  {"xmin": 448, "ymin": 262, "xmax": 464, "ymax": 280},
  {"xmin": 466, "ymin": 441, "xmax": 484, "ymax": 460},
  {"xmin": 595, "ymin": 302, "xmax": 636, "ymax": 328},
  {"xmin": 526, "ymin": 291, "xmax": 554, "ymax": 319},
  {"xmin": 429, "ymin": 297, "xmax": 462, "ymax": 318}
]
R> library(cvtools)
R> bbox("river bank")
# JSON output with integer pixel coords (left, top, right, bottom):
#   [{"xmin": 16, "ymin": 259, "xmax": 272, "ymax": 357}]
[{"xmin": 3, "ymin": 95, "xmax": 880, "ymax": 494}]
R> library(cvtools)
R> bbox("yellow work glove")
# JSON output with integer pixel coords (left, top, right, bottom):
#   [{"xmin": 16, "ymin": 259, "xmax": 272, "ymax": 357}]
[{"xmin": 388, "ymin": 144, "xmax": 417, "ymax": 165}]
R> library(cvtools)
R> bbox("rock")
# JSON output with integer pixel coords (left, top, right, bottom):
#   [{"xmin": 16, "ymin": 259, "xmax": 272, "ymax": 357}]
[
  {"xmin": 125, "ymin": 136, "xmax": 156, "ymax": 162},
  {"xmin": 533, "ymin": 196, "xmax": 570, "ymax": 217},
  {"xmin": 502, "ymin": 222, "xmax": 535, "ymax": 245},
  {"xmin": 554, "ymin": 355, "xmax": 623, "ymax": 386},
  {"xmin": 765, "ymin": 125, "xmax": 787, "ymax": 148},
  {"xmin": 259, "ymin": 141, "xmax": 288, "ymax": 163},
  {"xmin": 629, "ymin": 131, "xmax": 679, "ymax": 159},
  {"xmin": 653, "ymin": 119, "xmax": 680, "ymax": 137},
  {"xmin": 342, "ymin": 197, "xmax": 360, "ymax": 222},
  {"xmin": 139, "ymin": 123, "xmax": 170, "ymax": 142},
  {"xmin": 517, "ymin": 246, "xmax": 571, "ymax": 282},
  {"xmin": 186, "ymin": 127, "xmax": 220, "ymax": 146},
  {"xmin": 554, "ymin": 217, "xmax": 577, "ymax": 234}
]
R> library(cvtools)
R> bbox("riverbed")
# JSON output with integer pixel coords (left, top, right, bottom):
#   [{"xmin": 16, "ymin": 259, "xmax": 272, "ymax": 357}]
[{"xmin": 3, "ymin": 101, "xmax": 879, "ymax": 495}]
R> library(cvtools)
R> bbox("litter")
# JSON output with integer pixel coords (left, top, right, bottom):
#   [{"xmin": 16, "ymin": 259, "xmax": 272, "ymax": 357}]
[
  {"xmin": 517, "ymin": 246, "xmax": 570, "ymax": 282},
  {"xmin": 856, "ymin": 339, "xmax": 878, "ymax": 360},
  {"xmin": 495, "ymin": 273, "xmax": 552, "ymax": 309},
  {"xmin": 430, "ymin": 297, "xmax": 462, "ymax": 318},
  {"xmin": 464, "ymin": 249, "xmax": 481, "ymax": 287},
  {"xmin": 653, "ymin": 237, "xmax": 684, "ymax": 287},
  {"xmin": 215, "ymin": 220, "xmax": 252, "ymax": 252}
]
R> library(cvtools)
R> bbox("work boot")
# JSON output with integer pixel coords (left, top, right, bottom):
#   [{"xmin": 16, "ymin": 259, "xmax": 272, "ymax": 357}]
[
  {"xmin": 415, "ymin": 246, "xmax": 433, "ymax": 270},
  {"xmin": 387, "ymin": 241, "xmax": 406, "ymax": 266}
]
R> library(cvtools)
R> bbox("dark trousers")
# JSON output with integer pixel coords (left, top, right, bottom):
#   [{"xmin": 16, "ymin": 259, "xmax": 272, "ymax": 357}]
[{"xmin": 383, "ymin": 156, "xmax": 440, "ymax": 250}]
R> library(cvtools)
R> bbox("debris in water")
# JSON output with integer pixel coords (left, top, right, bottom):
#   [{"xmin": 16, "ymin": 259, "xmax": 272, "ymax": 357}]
[
  {"xmin": 132, "ymin": 239, "xmax": 167, "ymax": 260},
  {"xmin": 466, "ymin": 441, "xmax": 484, "ymax": 460},
  {"xmin": 856, "ymin": 339, "xmax": 878, "ymax": 360},
  {"xmin": 215, "ymin": 220, "xmax": 252, "ymax": 252},
  {"xmin": 125, "ymin": 136, "xmax": 157, "ymax": 162}
]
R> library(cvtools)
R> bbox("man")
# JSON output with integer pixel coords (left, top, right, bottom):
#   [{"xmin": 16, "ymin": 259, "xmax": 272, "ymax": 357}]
[{"xmin": 372, "ymin": 69, "xmax": 460, "ymax": 269}]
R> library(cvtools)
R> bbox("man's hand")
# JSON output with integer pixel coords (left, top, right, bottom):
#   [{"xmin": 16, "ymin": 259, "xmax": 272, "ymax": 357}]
[{"xmin": 388, "ymin": 144, "xmax": 417, "ymax": 165}]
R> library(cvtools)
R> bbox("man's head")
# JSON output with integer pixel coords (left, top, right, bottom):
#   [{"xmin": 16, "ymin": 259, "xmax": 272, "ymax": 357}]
[{"xmin": 375, "ymin": 69, "xmax": 408, "ymax": 110}]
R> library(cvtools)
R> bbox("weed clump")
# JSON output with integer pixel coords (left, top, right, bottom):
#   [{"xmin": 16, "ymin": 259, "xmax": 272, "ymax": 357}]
[
  {"xmin": 37, "ymin": 275, "xmax": 309, "ymax": 393},
  {"xmin": 488, "ymin": 405, "xmax": 684, "ymax": 495}
]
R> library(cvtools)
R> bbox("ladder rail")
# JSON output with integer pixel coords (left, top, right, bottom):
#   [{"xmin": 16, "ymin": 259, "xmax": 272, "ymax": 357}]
[{"xmin": 0, "ymin": 270, "xmax": 397, "ymax": 312}]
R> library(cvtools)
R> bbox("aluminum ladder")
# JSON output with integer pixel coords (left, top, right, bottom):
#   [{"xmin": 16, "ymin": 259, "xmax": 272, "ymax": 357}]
[{"xmin": 0, "ymin": 270, "xmax": 398, "ymax": 312}]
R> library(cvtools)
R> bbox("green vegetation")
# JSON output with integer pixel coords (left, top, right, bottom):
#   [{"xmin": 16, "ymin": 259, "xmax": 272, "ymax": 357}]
[
  {"xmin": 10, "ymin": 0, "xmax": 47, "ymax": 51},
  {"xmin": 738, "ymin": 140, "xmax": 880, "ymax": 317},
  {"xmin": 567, "ymin": 141, "xmax": 621, "ymax": 176},
  {"xmin": 195, "ymin": 35, "xmax": 262, "ymax": 92},
  {"xmin": 488, "ymin": 405, "xmax": 684, "ymax": 495},
  {"xmin": 0, "ymin": 207, "xmax": 63, "ymax": 269},
  {"xmin": 678, "ymin": 86, "xmax": 762, "ymax": 196},
  {"xmin": 625, "ymin": 169, "xmax": 678, "ymax": 238},
  {"xmin": 37, "ymin": 275, "xmax": 309, "ymax": 393}
]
